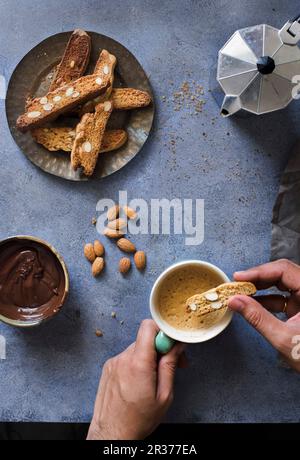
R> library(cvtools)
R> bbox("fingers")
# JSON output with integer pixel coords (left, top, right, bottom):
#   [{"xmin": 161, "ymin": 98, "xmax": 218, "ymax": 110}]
[
  {"xmin": 254, "ymin": 295, "xmax": 287, "ymax": 313},
  {"xmin": 228, "ymin": 295, "xmax": 287, "ymax": 350},
  {"xmin": 156, "ymin": 343, "xmax": 186, "ymax": 403},
  {"xmin": 234, "ymin": 259, "xmax": 300, "ymax": 292},
  {"xmin": 134, "ymin": 319, "xmax": 159, "ymax": 363}
]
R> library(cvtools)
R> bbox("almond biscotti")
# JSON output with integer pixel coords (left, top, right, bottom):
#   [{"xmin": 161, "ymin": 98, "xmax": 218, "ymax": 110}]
[
  {"xmin": 80, "ymin": 49, "xmax": 117, "ymax": 114},
  {"xmin": 32, "ymin": 127, "xmax": 127, "ymax": 153},
  {"xmin": 186, "ymin": 281, "xmax": 256, "ymax": 316},
  {"xmin": 111, "ymin": 88, "xmax": 152, "ymax": 110},
  {"xmin": 49, "ymin": 29, "xmax": 91, "ymax": 92},
  {"xmin": 16, "ymin": 74, "xmax": 110, "ymax": 132},
  {"xmin": 71, "ymin": 100, "xmax": 114, "ymax": 176},
  {"xmin": 79, "ymin": 88, "xmax": 152, "ymax": 116}
]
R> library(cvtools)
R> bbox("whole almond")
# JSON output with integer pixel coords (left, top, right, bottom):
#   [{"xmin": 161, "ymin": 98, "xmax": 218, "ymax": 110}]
[
  {"xmin": 119, "ymin": 257, "xmax": 131, "ymax": 274},
  {"xmin": 123, "ymin": 205, "xmax": 137, "ymax": 220},
  {"xmin": 94, "ymin": 239, "xmax": 104, "ymax": 257},
  {"xmin": 107, "ymin": 204, "xmax": 120, "ymax": 221},
  {"xmin": 92, "ymin": 257, "xmax": 105, "ymax": 277},
  {"xmin": 117, "ymin": 238, "xmax": 136, "ymax": 253},
  {"xmin": 134, "ymin": 251, "xmax": 146, "ymax": 270},
  {"xmin": 84, "ymin": 243, "xmax": 96, "ymax": 263},
  {"xmin": 107, "ymin": 218, "xmax": 127, "ymax": 230},
  {"xmin": 103, "ymin": 227, "xmax": 124, "ymax": 239}
]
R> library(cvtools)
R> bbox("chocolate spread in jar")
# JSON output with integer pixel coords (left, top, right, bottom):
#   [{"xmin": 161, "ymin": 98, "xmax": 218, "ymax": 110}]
[{"xmin": 0, "ymin": 239, "xmax": 66, "ymax": 322}]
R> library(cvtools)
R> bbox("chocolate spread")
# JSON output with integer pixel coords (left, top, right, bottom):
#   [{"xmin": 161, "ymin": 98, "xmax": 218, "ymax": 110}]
[{"xmin": 0, "ymin": 239, "xmax": 66, "ymax": 322}]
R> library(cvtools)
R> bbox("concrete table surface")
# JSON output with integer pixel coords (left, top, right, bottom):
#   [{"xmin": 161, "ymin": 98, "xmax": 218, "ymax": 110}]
[{"xmin": 0, "ymin": 0, "xmax": 300, "ymax": 423}]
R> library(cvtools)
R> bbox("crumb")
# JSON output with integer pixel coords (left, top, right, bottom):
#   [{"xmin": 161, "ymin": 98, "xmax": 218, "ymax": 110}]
[
  {"xmin": 95, "ymin": 329, "xmax": 103, "ymax": 337},
  {"xmin": 91, "ymin": 217, "xmax": 97, "ymax": 225},
  {"xmin": 111, "ymin": 311, "xmax": 117, "ymax": 318},
  {"xmin": 120, "ymin": 320, "xmax": 124, "ymax": 325}
]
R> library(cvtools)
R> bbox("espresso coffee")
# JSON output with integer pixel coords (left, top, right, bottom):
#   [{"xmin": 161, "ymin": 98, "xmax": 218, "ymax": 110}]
[{"xmin": 158, "ymin": 264, "xmax": 225, "ymax": 331}]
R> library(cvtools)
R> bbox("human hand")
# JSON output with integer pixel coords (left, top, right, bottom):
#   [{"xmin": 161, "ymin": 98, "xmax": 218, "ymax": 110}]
[
  {"xmin": 228, "ymin": 259, "xmax": 300, "ymax": 372},
  {"xmin": 87, "ymin": 319, "xmax": 186, "ymax": 440}
]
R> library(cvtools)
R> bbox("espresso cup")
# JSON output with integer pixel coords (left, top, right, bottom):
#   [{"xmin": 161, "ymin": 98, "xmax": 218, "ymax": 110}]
[{"xmin": 150, "ymin": 260, "xmax": 232, "ymax": 353}]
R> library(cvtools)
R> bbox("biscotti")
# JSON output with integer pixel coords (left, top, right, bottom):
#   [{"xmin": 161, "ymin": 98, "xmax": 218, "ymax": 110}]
[
  {"xmin": 71, "ymin": 100, "xmax": 114, "ymax": 176},
  {"xmin": 16, "ymin": 73, "xmax": 110, "ymax": 132},
  {"xmin": 80, "ymin": 49, "xmax": 117, "ymax": 114},
  {"xmin": 32, "ymin": 127, "xmax": 127, "ymax": 153},
  {"xmin": 80, "ymin": 88, "xmax": 152, "ymax": 116},
  {"xmin": 49, "ymin": 29, "xmax": 91, "ymax": 92},
  {"xmin": 111, "ymin": 88, "xmax": 152, "ymax": 110},
  {"xmin": 186, "ymin": 281, "xmax": 256, "ymax": 316}
]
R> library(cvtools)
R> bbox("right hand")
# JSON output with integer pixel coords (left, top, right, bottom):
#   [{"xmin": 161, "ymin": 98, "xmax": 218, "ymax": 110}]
[{"xmin": 228, "ymin": 259, "xmax": 300, "ymax": 372}]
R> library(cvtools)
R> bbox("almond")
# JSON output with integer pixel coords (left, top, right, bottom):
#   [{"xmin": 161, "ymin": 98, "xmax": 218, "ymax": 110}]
[
  {"xmin": 94, "ymin": 239, "xmax": 105, "ymax": 257},
  {"xmin": 107, "ymin": 204, "xmax": 120, "ymax": 221},
  {"xmin": 84, "ymin": 243, "xmax": 96, "ymax": 263},
  {"xmin": 134, "ymin": 251, "xmax": 146, "ymax": 270},
  {"xmin": 119, "ymin": 257, "xmax": 131, "ymax": 274},
  {"xmin": 92, "ymin": 257, "xmax": 105, "ymax": 277},
  {"xmin": 103, "ymin": 227, "xmax": 124, "ymax": 239},
  {"xmin": 117, "ymin": 238, "xmax": 136, "ymax": 253},
  {"xmin": 107, "ymin": 218, "xmax": 127, "ymax": 230},
  {"xmin": 123, "ymin": 205, "xmax": 137, "ymax": 220}
]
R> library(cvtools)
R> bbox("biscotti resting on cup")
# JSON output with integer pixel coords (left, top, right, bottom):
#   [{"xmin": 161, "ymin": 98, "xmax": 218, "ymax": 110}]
[{"xmin": 186, "ymin": 281, "xmax": 257, "ymax": 316}]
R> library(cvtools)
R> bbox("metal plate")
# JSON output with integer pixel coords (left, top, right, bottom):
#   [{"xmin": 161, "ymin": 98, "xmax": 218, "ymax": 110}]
[{"xmin": 6, "ymin": 32, "xmax": 154, "ymax": 181}]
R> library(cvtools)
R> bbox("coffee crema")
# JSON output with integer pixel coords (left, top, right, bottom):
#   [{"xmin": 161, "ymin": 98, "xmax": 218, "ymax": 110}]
[
  {"xmin": 0, "ymin": 239, "xmax": 66, "ymax": 323},
  {"xmin": 158, "ymin": 264, "xmax": 225, "ymax": 330}
]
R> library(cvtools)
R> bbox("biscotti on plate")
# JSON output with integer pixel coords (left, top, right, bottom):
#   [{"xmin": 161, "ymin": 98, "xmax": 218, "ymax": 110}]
[
  {"xmin": 80, "ymin": 87, "xmax": 152, "ymax": 115},
  {"xmin": 49, "ymin": 29, "xmax": 91, "ymax": 92},
  {"xmin": 186, "ymin": 281, "xmax": 256, "ymax": 316},
  {"xmin": 71, "ymin": 100, "xmax": 114, "ymax": 176},
  {"xmin": 32, "ymin": 127, "xmax": 127, "ymax": 153},
  {"xmin": 16, "ymin": 73, "xmax": 110, "ymax": 132}
]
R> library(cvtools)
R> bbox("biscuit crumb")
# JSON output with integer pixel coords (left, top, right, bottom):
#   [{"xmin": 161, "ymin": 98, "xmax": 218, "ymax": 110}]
[
  {"xmin": 95, "ymin": 329, "xmax": 103, "ymax": 337},
  {"xmin": 111, "ymin": 311, "xmax": 116, "ymax": 318},
  {"xmin": 91, "ymin": 217, "xmax": 97, "ymax": 225}
]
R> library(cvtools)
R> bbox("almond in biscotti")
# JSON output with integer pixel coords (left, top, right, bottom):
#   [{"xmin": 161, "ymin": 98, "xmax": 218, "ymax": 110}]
[{"xmin": 71, "ymin": 100, "xmax": 113, "ymax": 176}]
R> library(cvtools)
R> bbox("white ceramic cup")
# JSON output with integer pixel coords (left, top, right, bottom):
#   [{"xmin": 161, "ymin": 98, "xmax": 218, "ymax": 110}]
[{"xmin": 150, "ymin": 260, "xmax": 232, "ymax": 345}]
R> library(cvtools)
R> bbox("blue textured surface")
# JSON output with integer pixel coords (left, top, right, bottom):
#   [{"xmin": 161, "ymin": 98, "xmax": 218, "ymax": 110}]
[{"xmin": 0, "ymin": 0, "xmax": 300, "ymax": 422}]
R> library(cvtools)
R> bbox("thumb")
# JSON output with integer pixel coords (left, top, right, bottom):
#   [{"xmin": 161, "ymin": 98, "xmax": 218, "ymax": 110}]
[
  {"xmin": 156, "ymin": 343, "xmax": 186, "ymax": 404},
  {"xmin": 228, "ymin": 295, "xmax": 287, "ymax": 350}
]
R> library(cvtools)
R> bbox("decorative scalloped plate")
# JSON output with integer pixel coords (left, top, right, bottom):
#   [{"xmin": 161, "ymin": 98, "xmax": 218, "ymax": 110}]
[{"xmin": 6, "ymin": 32, "xmax": 154, "ymax": 181}]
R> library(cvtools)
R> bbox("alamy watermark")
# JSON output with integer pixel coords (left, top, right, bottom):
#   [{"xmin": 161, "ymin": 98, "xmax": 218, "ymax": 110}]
[{"xmin": 96, "ymin": 191, "xmax": 204, "ymax": 246}]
